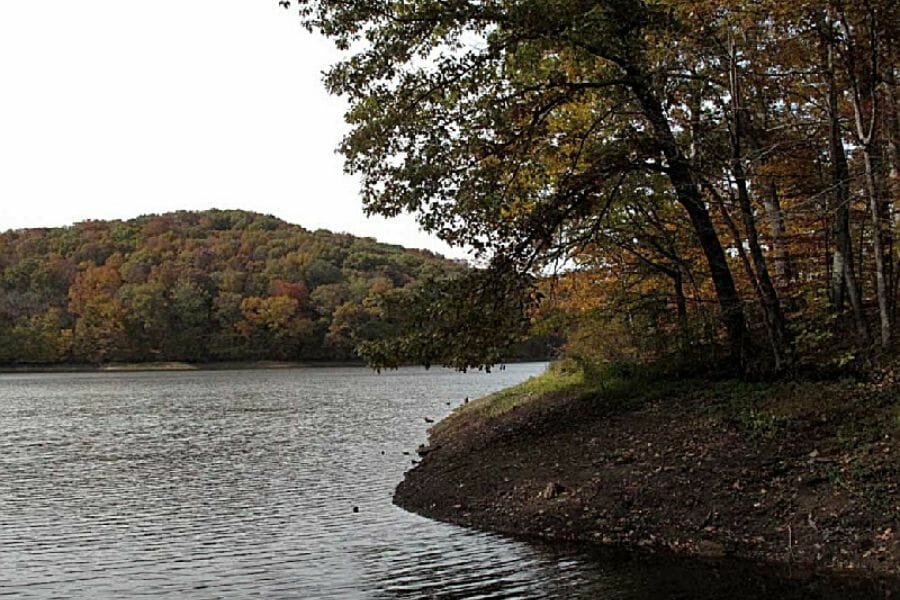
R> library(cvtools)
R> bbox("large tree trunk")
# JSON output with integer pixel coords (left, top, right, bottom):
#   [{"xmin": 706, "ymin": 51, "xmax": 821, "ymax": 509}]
[{"xmin": 625, "ymin": 68, "xmax": 749, "ymax": 370}]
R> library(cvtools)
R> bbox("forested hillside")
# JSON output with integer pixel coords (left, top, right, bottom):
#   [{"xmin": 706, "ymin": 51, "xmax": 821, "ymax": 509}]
[{"xmin": 0, "ymin": 210, "xmax": 464, "ymax": 365}]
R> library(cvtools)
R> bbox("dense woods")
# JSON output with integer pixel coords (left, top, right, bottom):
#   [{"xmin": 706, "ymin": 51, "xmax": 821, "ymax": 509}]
[
  {"xmin": 287, "ymin": 0, "xmax": 900, "ymax": 376},
  {"xmin": 0, "ymin": 210, "xmax": 465, "ymax": 365}
]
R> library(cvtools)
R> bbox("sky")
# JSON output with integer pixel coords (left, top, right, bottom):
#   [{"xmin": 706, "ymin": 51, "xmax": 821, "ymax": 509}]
[{"xmin": 0, "ymin": 1, "xmax": 465, "ymax": 258}]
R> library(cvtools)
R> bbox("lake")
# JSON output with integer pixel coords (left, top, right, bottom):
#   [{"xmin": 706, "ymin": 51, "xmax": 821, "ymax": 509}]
[{"xmin": 0, "ymin": 364, "xmax": 892, "ymax": 598}]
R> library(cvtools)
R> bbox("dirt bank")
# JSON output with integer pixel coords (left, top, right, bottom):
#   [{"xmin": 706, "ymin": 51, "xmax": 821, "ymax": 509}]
[{"xmin": 394, "ymin": 370, "xmax": 900, "ymax": 584}]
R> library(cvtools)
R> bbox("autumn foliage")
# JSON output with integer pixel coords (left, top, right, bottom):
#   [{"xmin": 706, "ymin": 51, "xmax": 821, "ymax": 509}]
[
  {"xmin": 292, "ymin": 0, "xmax": 899, "ymax": 375},
  {"xmin": 0, "ymin": 210, "xmax": 463, "ymax": 365}
]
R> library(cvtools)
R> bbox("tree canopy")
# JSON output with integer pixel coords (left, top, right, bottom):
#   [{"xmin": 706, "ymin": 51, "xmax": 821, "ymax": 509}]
[
  {"xmin": 285, "ymin": 0, "xmax": 899, "ymax": 375},
  {"xmin": 0, "ymin": 210, "xmax": 474, "ymax": 365}
]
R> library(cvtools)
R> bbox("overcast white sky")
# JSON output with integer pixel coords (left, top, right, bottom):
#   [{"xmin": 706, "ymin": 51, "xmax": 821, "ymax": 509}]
[{"xmin": 0, "ymin": 1, "xmax": 465, "ymax": 258}]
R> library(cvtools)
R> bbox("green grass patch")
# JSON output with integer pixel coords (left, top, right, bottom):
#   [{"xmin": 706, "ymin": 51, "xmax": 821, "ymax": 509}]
[
  {"xmin": 431, "ymin": 365, "xmax": 592, "ymax": 438},
  {"xmin": 436, "ymin": 361, "xmax": 703, "ymax": 437},
  {"xmin": 457, "ymin": 365, "xmax": 587, "ymax": 420},
  {"xmin": 433, "ymin": 360, "xmax": 900, "ymax": 449}
]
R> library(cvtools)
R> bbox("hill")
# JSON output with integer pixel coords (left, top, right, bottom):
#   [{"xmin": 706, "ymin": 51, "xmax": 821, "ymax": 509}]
[{"xmin": 0, "ymin": 210, "xmax": 464, "ymax": 365}]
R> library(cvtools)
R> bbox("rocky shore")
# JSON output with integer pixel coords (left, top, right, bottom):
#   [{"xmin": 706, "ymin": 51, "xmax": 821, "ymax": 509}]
[{"xmin": 394, "ymin": 371, "xmax": 900, "ymax": 590}]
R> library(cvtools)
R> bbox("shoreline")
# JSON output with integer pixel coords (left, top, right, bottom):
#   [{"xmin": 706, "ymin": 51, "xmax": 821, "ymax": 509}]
[
  {"xmin": 0, "ymin": 357, "xmax": 551, "ymax": 375},
  {"xmin": 393, "ymin": 369, "xmax": 899, "ymax": 588},
  {"xmin": 0, "ymin": 360, "xmax": 367, "ymax": 374}
]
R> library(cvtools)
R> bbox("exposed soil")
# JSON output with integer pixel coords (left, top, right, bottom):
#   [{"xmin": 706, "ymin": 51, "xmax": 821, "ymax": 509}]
[{"xmin": 394, "ymin": 378, "xmax": 900, "ymax": 588}]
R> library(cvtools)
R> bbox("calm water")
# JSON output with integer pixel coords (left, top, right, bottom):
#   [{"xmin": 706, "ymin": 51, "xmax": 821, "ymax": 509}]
[{"xmin": 0, "ymin": 364, "xmax": 893, "ymax": 599}]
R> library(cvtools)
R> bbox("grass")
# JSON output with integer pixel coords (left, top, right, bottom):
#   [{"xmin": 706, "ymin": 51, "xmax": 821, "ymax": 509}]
[
  {"xmin": 433, "ymin": 360, "xmax": 900, "ymax": 452},
  {"xmin": 431, "ymin": 365, "xmax": 589, "ymax": 438},
  {"xmin": 457, "ymin": 365, "xmax": 586, "ymax": 420},
  {"xmin": 441, "ymin": 363, "xmax": 781, "ymax": 434},
  {"xmin": 435, "ymin": 361, "xmax": 706, "ymax": 437}
]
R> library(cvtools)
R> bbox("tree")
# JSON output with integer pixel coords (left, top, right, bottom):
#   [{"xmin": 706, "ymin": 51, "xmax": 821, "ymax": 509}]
[
  {"xmin": 833, "ymin": 0, "xmax": 894, "ymax": 347},
  {"xmin": 357, "ymin": 264, "xmax": 538, "ymax": 371},
  {"xmin": 166, "ymin": 280, "xmax": 212, "ymax": 360},
  {"xmin": 286, "ymin": 0, "xmax": 899, "ymax": 374},
  {"xmin": 291, "ymin": 0, "xmax": 756, "ymax": 368},
  {"xmin": 69, "ymin": 265, "xmax": 128, "ymax": 362}
]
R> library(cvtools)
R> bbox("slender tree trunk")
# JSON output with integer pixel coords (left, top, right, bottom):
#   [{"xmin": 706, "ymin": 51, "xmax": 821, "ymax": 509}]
[
  {"xmin": 837, "ymin": 2, "xmax": 891, "ymax": 346},
  {"xmin": 712, "ymin": 188, "xmax": 791, "ymax": 366},
  {"xmin": 883, "ymin": 56, "xmax": 899, "ymax": 313},
  {"xmin": 762, "ymin": 180, "xmax": 793, "ymax": 287},
  {"xmin": 674, "ymin": 269, "xmax": 690, "ymax": 353},
  {"xmin": 863, "ymin": 146, "xmax": 892, "ymax": 347},
  {"xmin": 715, "ymin": 192, "xmax": 761, "ymax": 301},
  {"xmin": 625, "ymin": 68, "xmax": 749, "ymax": 370},
  {"xmin": 831, "ymin": 222, "xmax": 847, "ymax": 312},
  {"xmin": 742, "ymin": 77, "xmax": 793, "ymax": 292},
  {"xmin": 859, "ymin": 217, "xmax": 867, "ymax": 290},
  {"xmin": 823, "ymin": 21, "xmax": 869, "ymax": 339},
  {"xmin": 728, "ymin": 42, "xmax": 788, "ymax": 369}
]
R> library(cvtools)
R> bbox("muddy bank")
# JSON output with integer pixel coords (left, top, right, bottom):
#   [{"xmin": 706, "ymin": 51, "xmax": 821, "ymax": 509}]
[{"xmin": 394, "ymin": 372, "xmax": 899, "ymax": 588}]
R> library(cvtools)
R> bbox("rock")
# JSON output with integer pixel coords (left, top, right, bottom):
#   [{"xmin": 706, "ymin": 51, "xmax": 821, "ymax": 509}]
[
  {"xmin": 417, "ymin": 444, "xmax": 440, "ymax": 457},
  {"xmin": 540, "ymin": 482, "xmax": 567, "ymax": 500},
  {"xmin": 697, "ymin": 540, "xmax": 726, "ymax": 558}
]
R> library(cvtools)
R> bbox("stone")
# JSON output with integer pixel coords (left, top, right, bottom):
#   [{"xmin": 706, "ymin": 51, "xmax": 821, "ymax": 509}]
[
  {"xmin": 697, "ymin": 540, "xmax": 726, "ymax": 558},
  {"xmin": 416, "ymin": 444, "xmax": 440, "ymax": 457},
  {"xmin": 540, "ymin": 482, "xmax": 567, "ymax": 500}
]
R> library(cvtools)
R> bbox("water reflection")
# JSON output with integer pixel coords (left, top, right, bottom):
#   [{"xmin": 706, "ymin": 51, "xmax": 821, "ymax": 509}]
[
  {"xmin": 362, "ymin": 530, "xmax": 897, "ymax": 600},
  {"xmin": 0, "ymin": 365, "xmax": 895, "ymax": 599}
]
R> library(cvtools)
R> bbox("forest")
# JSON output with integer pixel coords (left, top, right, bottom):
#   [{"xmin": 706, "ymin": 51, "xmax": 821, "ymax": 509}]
[
  {"xmin": 7, "ymin": 0, "xmax": 899, "ymax": 378},
  {"xmin": 287, "ymin": 0, "xmax": 900, "ymax": 376},
  {"xmin": 0, "ymin": 209, "xmax": 467, "ymax": 365}
]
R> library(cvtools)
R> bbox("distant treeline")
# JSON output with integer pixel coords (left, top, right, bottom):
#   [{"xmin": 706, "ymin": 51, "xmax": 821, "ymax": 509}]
[{"xmin": 0, "ymin": 210, "xmax": 476, "ymax": 365}]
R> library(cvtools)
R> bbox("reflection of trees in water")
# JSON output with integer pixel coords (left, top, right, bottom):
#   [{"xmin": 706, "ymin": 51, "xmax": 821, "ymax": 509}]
[
  {"xmin": 361, "ymin": 535, "xmax": 580, "ymax": 600},
  {"xmin": 610, "ymin": 554, "xmax": 898, "ymax": 600},
  {"xmin": 366, "ymin": 539, "xmax": 898, "ymax": 600}
]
